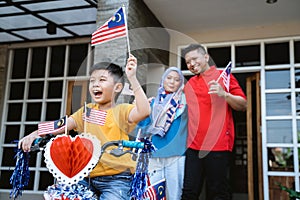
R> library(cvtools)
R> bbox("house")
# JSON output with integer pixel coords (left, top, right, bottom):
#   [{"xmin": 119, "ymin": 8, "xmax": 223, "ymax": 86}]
[{"xmin": 0, "ymin": 0, "xmax": 299, "ymax": 199}]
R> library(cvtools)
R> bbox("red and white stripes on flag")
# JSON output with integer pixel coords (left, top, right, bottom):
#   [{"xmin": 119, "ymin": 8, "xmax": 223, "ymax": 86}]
[
  {"xmin": 38, "ymin": 116, "xmax": 67, "ymax": 136},
  {"xmin": 91, "ymin": 7, "xmax": 127, "ymax": 46},
  {"xmin": 142, "ymin": 186, "xmax": 156, "ymax": 200},
  {"xmin": 217, "ymin": 61, "xmax": 232, "ymax": 92},
  {"xmin": 142, "ymin": 178, "xmax": 166, "ymax": 200},
  {"xmin": 83, "ymin": 107, "xmax": 107, "ymax": 126}
]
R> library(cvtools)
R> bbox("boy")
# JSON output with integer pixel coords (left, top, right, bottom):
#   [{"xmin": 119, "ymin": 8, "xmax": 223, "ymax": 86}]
[{"xmin": 18, "ymin": 54, "xmax": 151, "ymax": 199}]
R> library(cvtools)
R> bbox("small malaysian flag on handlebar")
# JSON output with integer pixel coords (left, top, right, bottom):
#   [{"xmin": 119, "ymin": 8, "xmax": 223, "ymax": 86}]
[{"xmin": 38, "ymin": 116, "xmax": 67, "ymax": 136}]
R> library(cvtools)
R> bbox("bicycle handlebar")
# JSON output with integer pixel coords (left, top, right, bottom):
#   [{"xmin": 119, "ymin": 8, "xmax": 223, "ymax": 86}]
[
  {"xmin": 30, "ymin": 135, "xmax": 145, "ymax": 159},
  {"xmin": 101, "ymin": 140, "xmax": 144, "ymax": 150},
  {"xmin": 30, "ymin": 134, "xmax": 55, "ymax": 152}
]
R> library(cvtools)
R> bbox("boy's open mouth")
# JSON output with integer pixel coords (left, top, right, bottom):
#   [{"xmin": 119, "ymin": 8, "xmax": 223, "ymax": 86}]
[{"xmin": 93, "ymin": 90, "xmax": 102, "ymax": 97}]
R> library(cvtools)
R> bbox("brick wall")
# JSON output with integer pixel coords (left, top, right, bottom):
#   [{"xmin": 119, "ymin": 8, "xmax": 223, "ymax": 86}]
[
  {"xmin": 94, "ymin": 0, "xmax": 169, "ymax": 65},
  {"xmin": 93, "ymin": 0, "xmax": 128, "ymax": 66},
  {"xmin": 95, "ymin": 0, "xmax": 169, "ymax": 98},
  {"xmin": 128, "ymin": 0, "xmax": 169, "ymax": 65},
  {"xmin": 128, "ymin": 0, "xmax": 170, "ymax": 96},
  {"xmin": 128, "ymin": 0, "xmax": 169, "ymax": 60}
]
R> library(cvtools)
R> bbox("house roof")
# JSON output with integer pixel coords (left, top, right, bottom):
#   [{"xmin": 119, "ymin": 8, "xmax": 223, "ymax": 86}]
[
  {"xmin": 1, "ymin": 0, "xmax": 300, "ymax": 45},
  {"xmin": 143, "ymin": 0, "xmax": 300, "ymax": 33},
  {"xmin": 0, "ymin": 0, "xmax": 97, "ymax": 44}
]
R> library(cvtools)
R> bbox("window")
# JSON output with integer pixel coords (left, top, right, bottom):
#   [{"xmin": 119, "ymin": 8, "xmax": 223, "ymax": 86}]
[
  {"xmin": 68, "ymin": 44, "xmax": 88, "ymax": 76},
  {"xmin": 49, "ymin": 45, "xmax": 66, "ymax": 77},
  {"xmin": 11, "ymin": 48, "xmax": 28, "ymax": 79},
  {"xmin": 207, "ymin": 46, "xmax": 231, "ymax": 67},
  {"xmin": 236, "ymin": 45, "xmax": 260, "ymax": 67},
  {"xmin": 295, "ymin": 41, "xmax": 300, "ymax": 64},
  {"xmin": 265, "ymin": 42, "xmax": 289, "ymax": 65},
  {"xmin": 0, "ymin": 40, "xmax": 92, "ymax": 194}
]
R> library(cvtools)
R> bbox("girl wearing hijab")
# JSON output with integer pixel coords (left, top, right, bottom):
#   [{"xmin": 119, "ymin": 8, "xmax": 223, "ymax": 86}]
[{"xmin": 139, "ymin": 67, "xmax": 188, "ymax": 200}]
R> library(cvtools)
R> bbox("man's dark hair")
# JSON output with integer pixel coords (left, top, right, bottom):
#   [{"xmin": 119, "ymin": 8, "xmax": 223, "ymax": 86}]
[
  {"xmin": 182, "ymin": 44, "xmax": 207, "ymax": 58},
  {"xmin": 89, "ymin": 62, "xmax": 124, "ymax": 85},
  {"xmin": 182, "ymin": 44, "xmax": 215, "ymax": 66}
]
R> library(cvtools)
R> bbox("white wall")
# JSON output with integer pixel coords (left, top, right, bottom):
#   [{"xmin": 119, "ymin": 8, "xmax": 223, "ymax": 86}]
[
  {"xmin": 146, "ymin": 64, "xmax": 166, "ymax": 97},
  {"xmin": 168, "ymin": 21, "xmax": 300, "ymax": 66}
]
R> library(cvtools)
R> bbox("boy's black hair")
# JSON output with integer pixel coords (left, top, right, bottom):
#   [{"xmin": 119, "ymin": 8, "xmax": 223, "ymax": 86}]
[{"xmin": 89, "ymin": 62, "xmax": 124, "ymax": 85}]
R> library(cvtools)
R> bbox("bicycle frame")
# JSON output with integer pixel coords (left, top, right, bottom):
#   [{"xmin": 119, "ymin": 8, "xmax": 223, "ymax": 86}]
[{"xmin": 11, "ymin": 133, "xmax": 147, "ymax": 200}]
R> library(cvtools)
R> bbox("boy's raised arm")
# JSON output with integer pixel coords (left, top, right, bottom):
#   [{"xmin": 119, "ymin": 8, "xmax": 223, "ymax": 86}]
[{"xmin": 125, "ymin": 54, "xmax": 151, "ymax": 123}]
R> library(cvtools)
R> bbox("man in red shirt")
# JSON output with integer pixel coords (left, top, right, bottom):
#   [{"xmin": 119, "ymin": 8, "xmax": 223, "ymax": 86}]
[{"xmin": 181, "ymin": 44, "xmax": 247, "ymax": 200}]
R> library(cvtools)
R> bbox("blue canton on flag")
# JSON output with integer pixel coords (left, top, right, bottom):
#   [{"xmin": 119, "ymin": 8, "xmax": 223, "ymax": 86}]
[
  {"xmin": 142, "ymin": 179, "xmax": 166, "ymax": 200},
  {"xmin": 38, "ymin": 116, "xmax": 67, "ymax": 136},
  {"xmin": 108, "ymin": 8, "xmax": 125, "ymax": 28}
]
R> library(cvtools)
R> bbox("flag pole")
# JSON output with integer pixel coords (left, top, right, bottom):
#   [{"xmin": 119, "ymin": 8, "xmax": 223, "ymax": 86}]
[
  {"xmin": 65, "ymin": 115, "xmax": 68, "ymax": 134},
  {"xmin": 122, "ymin": 5, "xmax": 131, "ymax": 54},
  {"xmin": 84, "ymin": 102, "xmax": 87, "ymax": 133},
  {"xmin": 216, "ymin": 61, "xmax": 232, "ymax": 83}
]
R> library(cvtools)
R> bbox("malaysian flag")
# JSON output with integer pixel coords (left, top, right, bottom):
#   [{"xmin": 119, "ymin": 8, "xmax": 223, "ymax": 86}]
[
  {"xmin": 91, "ymin": 7, "xmax": 127, "ymax": 46},
  {"xmin": 83, "ymin": 107, "xmax": 107, "ymax": 126},
  {"xmin": 142, "ymin": 179, "xmax": 166, "ymax": 200},
  {"xmin": 38, "ymin": 116, "xmax": 67, "ymax": 136},
  {"xmin": 217, "ymin": 61, "xmax": 232, "ymax": 92}
]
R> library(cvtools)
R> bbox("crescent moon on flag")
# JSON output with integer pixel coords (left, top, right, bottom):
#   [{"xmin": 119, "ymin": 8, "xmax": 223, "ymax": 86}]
[
  {"xmin": 57, "ymin": 118, "xmax": 64, "ymax": 126},
  {"xmin": 115, "ymin": 13, "xmax": 122, "ymax": 22},
  {"xmin": 158, "ymin": 186, "xmax": 164, "ymax": 195}
]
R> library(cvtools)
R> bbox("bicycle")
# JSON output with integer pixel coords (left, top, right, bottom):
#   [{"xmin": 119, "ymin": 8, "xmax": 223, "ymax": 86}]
[{"xmin": 10, "ymin": 133, "xmax": 152, "ymax": 200}]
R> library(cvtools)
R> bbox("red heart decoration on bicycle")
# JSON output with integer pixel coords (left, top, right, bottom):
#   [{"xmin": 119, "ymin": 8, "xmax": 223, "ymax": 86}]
[
  {"xmin": 44, "ymin": 134, "xmax": 101, "ymax": 185},
  {"xmin": 50, "ymin": 136, "xmax": 93, "ymax": 178}
]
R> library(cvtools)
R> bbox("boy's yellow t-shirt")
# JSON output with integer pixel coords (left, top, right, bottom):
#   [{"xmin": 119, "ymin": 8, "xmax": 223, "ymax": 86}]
[{"xmin": 71, "ymin": 103, "xmax": 137, "ymax": 177}]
